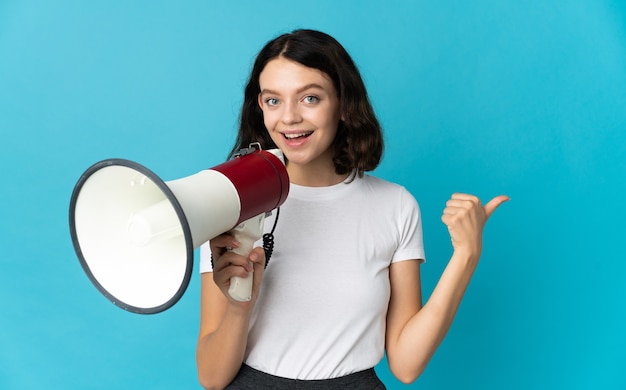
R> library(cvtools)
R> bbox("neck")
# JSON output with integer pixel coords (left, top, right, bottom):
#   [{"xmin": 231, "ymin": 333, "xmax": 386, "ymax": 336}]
[{"xmin": 287, "ymin": 163, "xmax": 349, "ymax": 187}]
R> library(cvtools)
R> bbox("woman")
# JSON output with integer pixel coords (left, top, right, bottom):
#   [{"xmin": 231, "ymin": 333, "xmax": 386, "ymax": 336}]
[{"xmin": 196, "ymin": 29, "xmax": 508, "ymax": 389}]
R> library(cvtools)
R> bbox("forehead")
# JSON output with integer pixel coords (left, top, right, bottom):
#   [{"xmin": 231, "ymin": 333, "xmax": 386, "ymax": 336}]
[{"xmin": 259, "ymin": 57, "xmax": 335, "ymax": 93}]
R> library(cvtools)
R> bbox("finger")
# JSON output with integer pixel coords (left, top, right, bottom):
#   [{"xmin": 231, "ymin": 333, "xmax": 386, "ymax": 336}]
[
  {"xmin": 441, "ymin": 213, "xmax": 453, "ymax": 227},
  {"xmin": 444, "ymin": 196, "xmax": 477, "ymax": 216},
  {"xmin": 441, "ymin": 208, "xmax": 468, "ymax": 226},
  {"xmin": 210, "ymin": 234, "xmax": 240, "ymax": 254},
  {"xmin": 451, "ymin": 193, "xmax": 480, "ymax": 202},
  {"xmin": 213, "ymin": 251, "xmax": 252, "ymax": 273},
  {"xmin": 484, "ymin": 195, "xmax": 510, "ymax": 219},
  {"xmin": 211, "ymin": 233, "xmax": 240, "ymax": 247},
  {"xmin": 249, "ymin": 247, "xmax": 266, "ymax": 268},
  {"xmin": 445, "ymin": 198, "xmax": 474, "ymax": 210},
  {"xmin": 213, "ymin": 264, "xmax": 250, "ymax": 288}
]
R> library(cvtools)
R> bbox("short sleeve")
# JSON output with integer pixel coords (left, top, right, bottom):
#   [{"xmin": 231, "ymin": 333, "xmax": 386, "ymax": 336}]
[
  {"xmin": 199, "ymin": 241, "xmax": 214, "ymax": 273},
  {"xmin": 391, "ymin": 188, "xmax": 426, "ymax": 264}
]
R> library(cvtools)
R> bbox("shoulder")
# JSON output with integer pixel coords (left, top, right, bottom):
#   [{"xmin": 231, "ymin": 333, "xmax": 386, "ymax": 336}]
[
  {"xmin": 360, "ymin": 174, "xmax": 405, "ymax": 191},
  {"xmin": 359, "ymin": 175, "xmax": 417, "ymax": 203},
  {"xmin": 361, "ymin": 175, "xmax": 420, "ymax": 218}
]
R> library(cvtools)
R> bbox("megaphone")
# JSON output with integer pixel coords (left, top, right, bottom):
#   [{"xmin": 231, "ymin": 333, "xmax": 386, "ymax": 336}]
[{"xmin": 69, "ymin": 145, "xmax": 289, "ymax": 314}]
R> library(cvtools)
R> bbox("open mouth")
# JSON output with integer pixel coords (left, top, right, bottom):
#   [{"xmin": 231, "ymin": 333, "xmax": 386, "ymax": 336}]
[{"xmin": 283, "ymin": 131, "xmax": 313, "ymax": 140}]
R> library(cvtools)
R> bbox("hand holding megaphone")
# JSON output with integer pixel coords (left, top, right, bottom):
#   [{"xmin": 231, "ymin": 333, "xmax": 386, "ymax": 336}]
[
  {"xmin": 208, "ymin": 212, "xmax": 268, "ymax": 303},
  {"xmin": 226, "ymin": 213, "xmax": 265, "ymax": 302}
]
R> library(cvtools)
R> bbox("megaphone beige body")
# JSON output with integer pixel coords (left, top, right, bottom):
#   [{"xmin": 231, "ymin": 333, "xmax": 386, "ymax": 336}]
[{"xmin": 69, "ymin": 147, "xmax": 289, "ymax": 314}]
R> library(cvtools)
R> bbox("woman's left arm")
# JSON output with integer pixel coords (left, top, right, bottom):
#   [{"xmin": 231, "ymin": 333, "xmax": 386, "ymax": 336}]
[{"xmin": 385, "ymin": 193, "xmax": 509, "ymax": 383}]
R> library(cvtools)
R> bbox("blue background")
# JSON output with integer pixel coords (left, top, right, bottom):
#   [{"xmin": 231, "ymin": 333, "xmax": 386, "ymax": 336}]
[{"xmin": 1, "ymin": 1, "xmax": 625, "ymax": 389}]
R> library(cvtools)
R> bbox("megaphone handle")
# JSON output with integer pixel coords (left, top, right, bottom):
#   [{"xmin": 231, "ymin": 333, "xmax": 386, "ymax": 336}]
[{"xmin": 227, "ymin": 214, "xmax": 265, "ymax": 302}]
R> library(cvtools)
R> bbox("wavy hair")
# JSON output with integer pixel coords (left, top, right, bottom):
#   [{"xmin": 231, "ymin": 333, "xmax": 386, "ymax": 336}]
[{"xmin": 230, "ymin": 29, "xmax": 383, "ymax": 177}]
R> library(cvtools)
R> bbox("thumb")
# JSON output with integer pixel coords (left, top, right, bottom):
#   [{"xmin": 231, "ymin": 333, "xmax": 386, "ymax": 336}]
[{"xmin": 484, "ymin": 195, "xmax": 510, "ymax": 219}]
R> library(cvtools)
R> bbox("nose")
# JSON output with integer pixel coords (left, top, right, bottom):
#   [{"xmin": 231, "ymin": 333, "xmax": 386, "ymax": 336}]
[{"xmin": 281, "ymin": 101, "xmax": 302, "ymax": 125}]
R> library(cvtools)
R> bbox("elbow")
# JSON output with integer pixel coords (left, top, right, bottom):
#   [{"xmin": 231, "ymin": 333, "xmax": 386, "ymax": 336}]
[
  {"xmin": 388, "ymin": 356, "xmax": 427, "ymax": 384},
  {"xmin": 197, "ymin": 361, "xmax": 237, "ymax": 390},
  {"xmin": 197, "ymin": 374, "xmax": 216, "ymax": 390},
  {"xmin": 197, "ymin": 359, "xmax": 231, "ymax": 390},
  {"xmin": 392, "ymin": 367, "xmax": 425, "ymax": 385},
  {"xmin": 196, "ymin": 341, "xmax": 232, "ymax": 389},
  {"xmin": 197, "ymin": 359, "xmax": 238, "ymax": 390},
  {"xmin": 197, "ymin": 374, "xmax": 228, "ymax": 390}
]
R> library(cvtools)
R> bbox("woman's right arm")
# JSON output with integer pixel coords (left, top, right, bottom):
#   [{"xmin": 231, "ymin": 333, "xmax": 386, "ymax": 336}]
[{"xmin": 196, "ymin": 235, "xmax": 266, "ymax": 390}]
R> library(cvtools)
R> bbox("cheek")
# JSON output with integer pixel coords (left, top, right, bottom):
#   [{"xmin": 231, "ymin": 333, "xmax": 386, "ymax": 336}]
[
  {"xmin": 263, "ymin": 115, "xmax": 282, "ymax": 142},
  {"xmin": 267, "ymin": 129, "xmax": 281, "ymax": 143},
  {"xmin": 261, "ymin": 109, "xmax": 278, "ymax": 130},
  {"xmin": 320, "ymin": 113, "xmax": 341, "ymax": 138}
]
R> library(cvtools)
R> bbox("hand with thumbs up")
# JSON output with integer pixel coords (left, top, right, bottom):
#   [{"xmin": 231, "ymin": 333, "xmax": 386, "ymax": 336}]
[{"xmin": 441, "ymin": 193, "xmax": 509, "ymax": 264}]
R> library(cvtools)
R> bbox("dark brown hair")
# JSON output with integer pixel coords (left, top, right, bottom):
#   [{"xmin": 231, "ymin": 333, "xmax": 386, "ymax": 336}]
[{"xmin": 230, "ymin": 29, "xmax": 383, "ymax": 177}]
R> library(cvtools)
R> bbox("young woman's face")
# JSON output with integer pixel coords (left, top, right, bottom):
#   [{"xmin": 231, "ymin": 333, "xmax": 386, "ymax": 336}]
[{"xmin": 258, "ymin": 57, "xmax": 341, "ymax": 176}]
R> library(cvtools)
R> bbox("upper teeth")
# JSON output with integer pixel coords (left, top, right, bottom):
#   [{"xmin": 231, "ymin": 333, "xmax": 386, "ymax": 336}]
[{"xmin": 285, "ymin": 132, "xmax": 311, "ymax": 139}]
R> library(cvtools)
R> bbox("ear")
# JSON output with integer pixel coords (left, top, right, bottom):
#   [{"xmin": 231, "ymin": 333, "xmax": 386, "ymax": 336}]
[{"xmin": 257, "ymin": 93, "xmax": 264, "ymax": 110}]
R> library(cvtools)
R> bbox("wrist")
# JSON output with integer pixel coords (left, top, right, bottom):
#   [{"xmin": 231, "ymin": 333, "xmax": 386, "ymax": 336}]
[
  {"xmin": 451, "ymin": 246, "xmax": 481, "ymax": 267},
  {"xmin": 225, "ymin": 300, "xmax": 254, "ymax": 319}
]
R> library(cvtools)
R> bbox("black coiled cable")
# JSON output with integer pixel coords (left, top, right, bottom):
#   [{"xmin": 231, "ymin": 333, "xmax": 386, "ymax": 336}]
[{"xmin": 262, "ymin": 208, "xmax": 279, "ymax": 269}]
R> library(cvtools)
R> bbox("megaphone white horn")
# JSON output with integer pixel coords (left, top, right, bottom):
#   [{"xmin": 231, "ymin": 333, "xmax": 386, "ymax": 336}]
[{"xmin": 69, "ymin": 148, "xmax": 289, "ymax": 314}]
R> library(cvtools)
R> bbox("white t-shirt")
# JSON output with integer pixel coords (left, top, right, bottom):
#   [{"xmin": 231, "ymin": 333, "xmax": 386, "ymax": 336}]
[{"xmin": 199, "ymin": 174, "xmax": 425, "ymax": 380}]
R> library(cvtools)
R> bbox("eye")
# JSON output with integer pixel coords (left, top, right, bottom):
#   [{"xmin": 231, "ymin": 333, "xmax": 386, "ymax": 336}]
[
  {"xmin": 264, "ymin": 98, "xmax": 279, "ymax": 106},
  {"xmin": 303, "ymin": 95, "xmax": 319, "ymax": 104}
]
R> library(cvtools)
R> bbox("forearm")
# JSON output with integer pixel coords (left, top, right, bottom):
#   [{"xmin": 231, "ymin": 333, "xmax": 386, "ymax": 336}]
[
  {"xmin": 389, "ymin": 251, "xmax": 478, "ymax": 382},
  {"xmin": 196, "ymin": 305, "xmax": 251, "ymax": 390}
]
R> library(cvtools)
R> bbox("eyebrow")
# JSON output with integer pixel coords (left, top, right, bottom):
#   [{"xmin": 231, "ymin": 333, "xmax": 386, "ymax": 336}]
[{"xmin": 260, "ymin": 83, "xmax": 326, "ymax": 96}]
